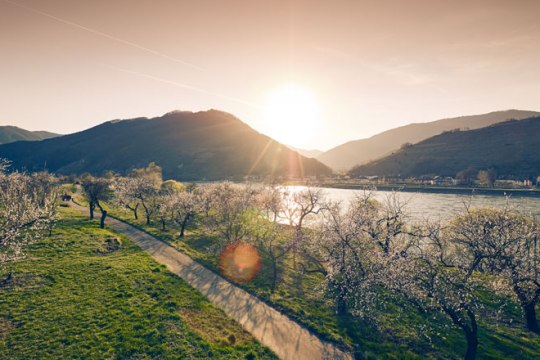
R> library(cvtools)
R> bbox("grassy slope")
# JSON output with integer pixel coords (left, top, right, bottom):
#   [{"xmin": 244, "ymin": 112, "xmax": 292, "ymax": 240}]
[
  {"xmin": 103, "ymin": 202, "xmax": 540, "ymax": 360},
  {"xmin": 0, "ymin": 207, "xmax": 276, "ymax": 359}
]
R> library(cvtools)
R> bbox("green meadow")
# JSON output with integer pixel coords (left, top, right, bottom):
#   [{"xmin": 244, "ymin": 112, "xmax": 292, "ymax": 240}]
[{"xmin": 0, "ymin": 207, "xmax": 276, "ymax": 360}]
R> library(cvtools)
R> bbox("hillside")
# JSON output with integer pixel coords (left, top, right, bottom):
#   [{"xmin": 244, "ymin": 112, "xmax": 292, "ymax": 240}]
[
  {"xmin": 318, "ymin": 110, "xmax": 540, "ymax": 170},
  {"xmin": 0, "ymin": 125, "xmax": 59, "ymax": 144},
  {"xmin": 349, "ymin": 116, "xmax": 540, "ymax": 179},
  {"xmin": 0, "ymin": 110, "xmax": 332, "ymax": 180},
  {"xmin": 287, "ymin": 146, "xmax": 323, "ymax": 158}
]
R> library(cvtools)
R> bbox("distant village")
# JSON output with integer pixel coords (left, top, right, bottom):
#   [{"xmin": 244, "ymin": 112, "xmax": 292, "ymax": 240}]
[
  {"xmin": 242, "ymin": 173, "xmax": 540, "ymax": 190},
  {"xmin": 333, "ymin": 173, "xmax": 539, "ymax": 189}
]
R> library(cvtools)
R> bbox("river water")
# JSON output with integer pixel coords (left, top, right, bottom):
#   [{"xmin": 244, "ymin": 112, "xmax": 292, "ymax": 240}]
[{"xmin": 284, "ymin": 186, "xmax": 540, "ymax": 223}]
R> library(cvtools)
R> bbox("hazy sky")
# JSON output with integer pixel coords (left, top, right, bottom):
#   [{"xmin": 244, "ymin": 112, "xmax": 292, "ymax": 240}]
[{"xmin": 1, "ymin": 0, "xmax": 540, "ymax": 150}]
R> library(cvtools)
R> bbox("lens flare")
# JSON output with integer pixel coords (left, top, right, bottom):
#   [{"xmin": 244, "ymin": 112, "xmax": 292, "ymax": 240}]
[{"xmin": 219, "ymin": 242, "xmax": 261, "ymax": 283}]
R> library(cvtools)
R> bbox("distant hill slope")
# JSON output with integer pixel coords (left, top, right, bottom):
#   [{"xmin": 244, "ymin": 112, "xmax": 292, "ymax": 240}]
[
  {"xmin": 0, "ymin": 125, "xmax": 59, "ymax": 144},
  {"xmin": 318, "ymin": 110, "xmax": 540, "ymax": 171},
  {"xmin": 287, "ymin": 146, "xmax": 323, "ymax": 158},
  {"xmin": 0, "ymin": 110, "xmax": 332, "ymax": 180},
  {"xmin": 349, "ymin": 116, "xmax": 540, "ymax": 179}
]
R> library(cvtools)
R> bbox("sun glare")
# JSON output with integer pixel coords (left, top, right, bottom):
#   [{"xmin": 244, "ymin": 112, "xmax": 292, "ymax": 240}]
[{"xmin": 262, "ymin": 84, "xmax": 322, "ymax": 148}]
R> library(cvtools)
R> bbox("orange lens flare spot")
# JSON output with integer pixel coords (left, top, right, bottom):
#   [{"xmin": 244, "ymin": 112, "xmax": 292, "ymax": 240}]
[{"xmin": 219, "ymin": 242, "xmax": 261, "ymax": 283}]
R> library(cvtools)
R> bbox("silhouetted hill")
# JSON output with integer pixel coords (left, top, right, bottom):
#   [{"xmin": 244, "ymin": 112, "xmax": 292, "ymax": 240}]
[
  {"xmin": 318, "ymin": 110, "xmax": 540, "ymax": 170},
  {"xmin": 349, "ymin": 117, "xmax": 540, "ymax": 179},
  {"xmin": 0, "ymin": 110, "xmax": 332, "ymax": 180},
  {"xmin": 0, "ymin": 126, "xmax": 59, "ymax": 144}
]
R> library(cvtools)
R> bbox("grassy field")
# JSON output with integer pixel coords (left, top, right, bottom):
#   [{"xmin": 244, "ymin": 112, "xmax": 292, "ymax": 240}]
[
  {"xmin": 99, "ymin": 200, "xmax": 540, "ymax": 359},
  {"xmin": 0, "ymin": 206, "xmax": 276, "ymax": 359}
]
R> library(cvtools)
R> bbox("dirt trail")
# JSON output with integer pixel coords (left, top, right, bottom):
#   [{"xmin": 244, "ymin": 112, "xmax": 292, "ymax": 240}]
[{"xmin": 69, "ymin": 200, "xmax": 353, "ymax": 360}]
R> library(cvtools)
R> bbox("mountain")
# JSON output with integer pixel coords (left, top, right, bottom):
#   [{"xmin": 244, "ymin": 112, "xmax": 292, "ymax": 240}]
[
  {"xmin": 349, "ymin": 116, "xmax": 540, "ymax": 179},
  {"xmin": 0, "ymin": 110, "xmax": 332, "ymax": 180},
  {"xmin": 317, "ymin": 110, "xmax": 540, "ymax": 171},
  {"xmin": 287, "ymin": 146, "xmax": 323, "ymax": 158},
  {"xmin": 0, "ymin": 125, "xmax": 59, "ymax": 144}
]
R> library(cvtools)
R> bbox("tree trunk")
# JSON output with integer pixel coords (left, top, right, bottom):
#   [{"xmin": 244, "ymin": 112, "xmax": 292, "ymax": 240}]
[
  {"xmin": 445, "ymin": 307, "xmax": 478, "ymax": 360},
  {"xmin": 524, "ymin": 303, "xmax": 540, "ymax": 334},
  {"xmin": 464, "ymin": 331, "xmax": 478, "ymax": 360},
  {"xmin": 180, "ymin": 223, "xmax": 186, "ymax": 237},
  {"xmin": 336, "ymin": 294, "xmax": 347, "ymax": 315},
  {"xmin": 89, "ymin": 203, "xmax": 95, "ymax": 220},
  {"xmin": 514, "ymin": 283, "xmax": 540, "ymax": 334},
  {"xmin": 180, "ymin": 216, "xmax": 189, "ymax": 237},
  {"xmin": 336, "ymin": 300, "xmax": 347, "ymax": 315},
  {"xmin": 132, "ymin": 206, "xmax": 138, "ymax": 220},
  {"xmin": 1, "ymin": 270, "xmax": 13, "ymax": 287},
  {"xmin": 161, "ymin": 218, "xmax": 166, "ymax": 231},
  {"xmin": 100, "ymin": 210, "xmax": 107, "ymax": 229},
  {"xmin": 464, "ymin": 308, "xmax": 479, "ymax": 360},
  {"xmin": 141, "ymin": 200, "xmax": 151, "ymax": 225}
]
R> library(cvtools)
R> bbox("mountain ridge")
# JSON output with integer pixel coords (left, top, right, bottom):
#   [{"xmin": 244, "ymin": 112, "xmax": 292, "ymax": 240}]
[
  {"xmin": 348, "ymin": 116, "xmax": 540, "ymax": 179},
  {"xmin": 0, "ymin": 125, "xmax": 60, "ymax": 144},
  {"xmin": 317, "ymin": 110, "xmax": 540, "ymax": 171},
  {"xmin": 0, "ymin": 110, "xmax": 332, "ymax": 180}
]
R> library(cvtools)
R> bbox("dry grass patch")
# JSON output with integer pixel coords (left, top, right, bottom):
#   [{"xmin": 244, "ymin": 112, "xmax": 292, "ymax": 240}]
[
  {"xmin": 0, "ymin": 273, "xmax": 52, "ymax": 292},
  {"xmin": 94, "ymin": 236, "xmax": 122, "ymax": 254}
]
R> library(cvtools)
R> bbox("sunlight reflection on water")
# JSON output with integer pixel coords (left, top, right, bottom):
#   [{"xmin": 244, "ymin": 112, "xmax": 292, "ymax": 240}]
[{"xmin": 284, "ymin": 186, "xmax": 540, "ymax": 223}]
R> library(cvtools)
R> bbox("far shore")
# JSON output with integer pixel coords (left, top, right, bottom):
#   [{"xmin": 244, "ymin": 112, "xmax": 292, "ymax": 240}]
[{"xmin": 318, "ymin": 182, "xmax": 540, "ymax": 198}]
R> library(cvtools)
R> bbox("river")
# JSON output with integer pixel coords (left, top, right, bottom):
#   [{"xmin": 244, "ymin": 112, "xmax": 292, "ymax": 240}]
[{"xmin": 284, "ymin": 186, "xmax": 540, "ymax": 222}]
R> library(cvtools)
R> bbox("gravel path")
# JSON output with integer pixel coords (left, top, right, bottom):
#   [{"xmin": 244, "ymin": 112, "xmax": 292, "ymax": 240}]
[{"xmin": 69, "ymin": 200, "xmax": 353, "ymax": 360}]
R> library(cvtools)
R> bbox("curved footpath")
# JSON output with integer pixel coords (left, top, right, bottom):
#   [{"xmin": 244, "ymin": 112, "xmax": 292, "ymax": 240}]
[{"xmin": 69, "ymin": 201, "xmax": 353, "ymax": 360}]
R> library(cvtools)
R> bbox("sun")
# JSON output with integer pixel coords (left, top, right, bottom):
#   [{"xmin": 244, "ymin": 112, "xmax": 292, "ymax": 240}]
[{"xmin": 261, "ymin": 84, "xmax": 322, "ymax": 148}]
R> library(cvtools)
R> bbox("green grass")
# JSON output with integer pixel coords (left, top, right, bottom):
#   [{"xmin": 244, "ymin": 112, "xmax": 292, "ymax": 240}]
[
  {"xmin": 0, "ymin": 207, "xmax": 276, "ymax": 359},
  {"xmin": 105, "ymin": 202, "xmax": 540, "ymax": 359}
]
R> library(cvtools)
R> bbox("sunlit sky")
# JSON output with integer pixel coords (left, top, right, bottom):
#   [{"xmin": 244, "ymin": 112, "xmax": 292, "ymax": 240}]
[{"xmin": 1, "ymin": 0, "xmax": 540, "ymax": 150}]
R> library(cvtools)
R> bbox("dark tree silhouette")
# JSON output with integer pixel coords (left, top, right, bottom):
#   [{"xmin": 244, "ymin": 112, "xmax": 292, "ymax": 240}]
[{"xmin": 81, "ymin": 176, "xmax": 110, "ymax": 228}]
